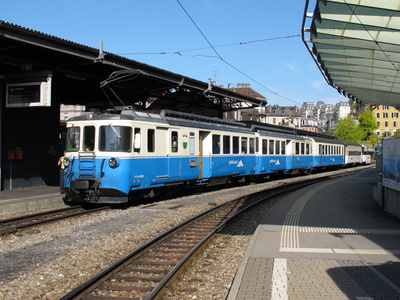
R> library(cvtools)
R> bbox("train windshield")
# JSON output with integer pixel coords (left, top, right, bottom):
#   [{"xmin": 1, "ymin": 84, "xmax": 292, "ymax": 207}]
[
  {"xmin": 99, "ymin": 125, "xmax": 132, "ymax": 152},
  {"xmin": 65, "ymin": 127, "xmax": 80, "ymax": 152}
]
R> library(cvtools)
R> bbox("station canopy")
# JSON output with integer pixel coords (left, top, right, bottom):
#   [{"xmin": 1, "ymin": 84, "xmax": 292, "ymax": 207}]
[
  {"xmin": 302, "ymin": 0, "xmax": 400, "ymax": 108},
  {"xmin": 0, "ymin": 20, "xmax": 266, "ymax": 116}
]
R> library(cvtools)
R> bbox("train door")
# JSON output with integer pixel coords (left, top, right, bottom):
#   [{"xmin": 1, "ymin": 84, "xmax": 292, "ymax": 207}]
[
  {"xmin": 168, "ymin": 129, "xmax": 181, "ymax": 178},
  {"xmin": 154, "ymin": 127, "xmax": 169, "ymax": 178},
  {"xmin": 285, "ymin": 139, "xmax": 293, "ymax": 170},
  {"xmin": 319, "ymin": 144, "xmax": 324, "ymax": 165},
  {"xmin": 198, "ymin": 131, "xmax": 210, "ymax": 180}
]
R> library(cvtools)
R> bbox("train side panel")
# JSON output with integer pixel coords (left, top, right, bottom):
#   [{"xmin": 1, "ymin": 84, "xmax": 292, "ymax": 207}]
[
  {"xmin": 311, "ymin": 137, "xmax": 345, "ymax": 168},
  {"xmin": 344, "ymin": 142, "xmax": 363, "ymax": 165},
  {"xmin": 285, "ymin": 138, "xmax": 313, "ymax": 173},
  {"xmin": 257, "ymin": 135, "xmax": 287, "ymax": 174},
  {"xmin": 200, "ymin": 130, "xmax": 256, "ymax": 184}
]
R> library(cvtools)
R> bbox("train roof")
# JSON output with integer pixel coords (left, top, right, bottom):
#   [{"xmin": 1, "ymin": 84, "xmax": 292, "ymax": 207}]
[
  {"xmin": 68, "ymin": 109, "xmax": 252, "ymax": 134},
  {"xmin": 311, "ymin": 136, "xmax": 346, "ymax": 145},
  {"xmin": 67, "ymin": 110, "xmax": 364, "ymax": 147},
  {"xmin": 241, "ymin": 120, "xmax": 337, "ymax": 139}
]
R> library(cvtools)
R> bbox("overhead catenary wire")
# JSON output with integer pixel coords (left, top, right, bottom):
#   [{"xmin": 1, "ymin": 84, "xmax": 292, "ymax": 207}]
[
  {"xmin": 117, "ymin": 34, "xmax": 300, "ymax": 56},
  {"xmin": 175, "ymin": 0, "xmax": 303, "ymax": 105}
]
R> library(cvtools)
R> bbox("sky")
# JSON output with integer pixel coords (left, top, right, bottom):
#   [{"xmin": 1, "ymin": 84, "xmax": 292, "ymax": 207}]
[{"xmin": 0, "ymin": 0, "xmax": 349, "ymax": 107}]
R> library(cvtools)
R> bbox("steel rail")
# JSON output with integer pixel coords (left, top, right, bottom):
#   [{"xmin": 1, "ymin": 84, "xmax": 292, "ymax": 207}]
[
  {"xmin": 0, "ymin": 205, "xmax": 110, "ymax": 235},
  {"xmin": 61, "ymin": 174, "xmax": 340, "ymax": 300}
]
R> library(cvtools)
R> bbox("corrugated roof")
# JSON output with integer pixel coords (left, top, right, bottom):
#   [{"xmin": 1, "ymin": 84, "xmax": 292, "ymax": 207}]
[
  {"xmin": 302, "ymin": 0, "xmax": 400, "ymax": 108},
  {"xmin": 0, "ymin": 20, "xmax": 266, "ymax": 108}
]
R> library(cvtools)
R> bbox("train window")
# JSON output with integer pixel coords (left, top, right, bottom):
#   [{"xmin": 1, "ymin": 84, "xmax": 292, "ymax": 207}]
[
  {"xmin": 83, "ymin": 126, "xmax": 95, "ymax": 151},
  {"xmin": 241, "ymin": 137, "xmax": 247, "ymax": 154},
  {"xmin": 134, "ymin": 128, "xmax": 141, "ymax": 153},
  {"xmin": 281, "ymin": 141, "xmax": 286, "ymax": 155},
  {"xmin": 147, "ymin": 129, "xmax": 155, "ymax": 153},
  {"xmin": 223, "ymin": 135, "xmax": 230, "ymax": 154},
  {"xmin": 171, "ymin": 131, "xmax": 178, "ymax": 153},
  {"xmin": 306, "ymin": 143, "xmax": 310, "ymax": 155},
  {"xmin": 262, "ymin": 139, "xmax": 268, "ymax": 154},
  {"xmin": 189, "ymin": 132, "xmax": 195, "ymax": 155},
  {"xmin": 233, "ymin": 136, "xmax": 239, "ymax": 154},
  {"xmin": 269, "ymin": 140, "xmax": 274, "ymax": 154},
  {"xmin": 99, "ymin": 125, "xmax": 132, "ymax": 152},
  {"xmin": 301, "ymin": 143, "xmax": 305, "ymax": 155},
  {"xmin": 275, "ymin": 140, "xmax": 280, "ymax": 155},
  {"xmin": 66, "ymin": 127, "xmax": 80, "ymax": 152},
  {"xmin": 213, "ymin": 135, "xmax": 221, "ymax": 154},
  {"xmin": 249, "ymin": 138, "xmax": 255, "ymax": 154},
  {"xmin": 222, "ymin": 135, "xmax": 231, "ymax": 154},
  {"xmin": 295, "ymin": 142, "xmax": 300, "ymax": 155}
]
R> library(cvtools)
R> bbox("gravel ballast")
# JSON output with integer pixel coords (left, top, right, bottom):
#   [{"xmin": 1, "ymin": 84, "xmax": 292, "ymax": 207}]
[{"xmin": 0, "ymin": 166, "xmax": 373, "ymax": 299}]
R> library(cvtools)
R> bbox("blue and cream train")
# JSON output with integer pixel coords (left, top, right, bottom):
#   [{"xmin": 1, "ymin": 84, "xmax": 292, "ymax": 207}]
[{"xmin": 62, "ymin": 109, "xmax": 370, "ymax": 204}]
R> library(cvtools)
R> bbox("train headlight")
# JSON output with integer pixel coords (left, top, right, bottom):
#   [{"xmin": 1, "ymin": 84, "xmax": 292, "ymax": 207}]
[
  {"xmin": 63, "ymin": 157, "xmax": 70, "ymax": 167},
  {"xmin": 108, "ymin": 157, "xmax": 118, "ymax": 168}
]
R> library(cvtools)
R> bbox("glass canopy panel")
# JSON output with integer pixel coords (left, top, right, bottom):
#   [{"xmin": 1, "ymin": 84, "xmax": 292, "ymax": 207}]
[{"xmin": 302, "ymin": 0, "xmax": 400, "ymax": 107}]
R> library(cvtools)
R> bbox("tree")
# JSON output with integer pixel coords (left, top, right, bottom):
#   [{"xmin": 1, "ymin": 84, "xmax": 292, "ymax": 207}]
[
  {"xmin": 358, "ymin": 108, "xmax": 379, "ymax": 133},
  {"xmin": 334, "ymin": 115, "xmax": 365, "ymax": 142},
  {"xmin": 365, "ymin": 133, "xmax": 379, "ymax": 146}
]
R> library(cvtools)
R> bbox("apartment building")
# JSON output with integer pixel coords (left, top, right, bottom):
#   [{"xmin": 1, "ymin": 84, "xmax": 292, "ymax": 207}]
[{"xmin": 373, "ymin": 105, "xmax": 400, "ymax": 137}]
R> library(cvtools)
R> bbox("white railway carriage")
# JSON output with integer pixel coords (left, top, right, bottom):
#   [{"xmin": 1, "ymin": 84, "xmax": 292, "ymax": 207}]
[
  {"xmin": 344, "ymin": 141, "xmax": 363, "ymax": 165},
  {"xmin": 360, "ymin": 143, "xmax": 374, "ymax": 164}
]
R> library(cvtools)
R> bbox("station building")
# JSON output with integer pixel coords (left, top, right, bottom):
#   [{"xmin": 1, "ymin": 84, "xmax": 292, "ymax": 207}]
[{"xmin": 0, "ymin": 21, "xmax": 264, "ymax": 191}]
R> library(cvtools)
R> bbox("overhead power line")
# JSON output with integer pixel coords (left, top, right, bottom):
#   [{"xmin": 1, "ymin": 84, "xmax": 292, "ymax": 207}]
[
  {"xmin": 117, "ymin": 34, "xmax": 300, "ymax": 56},
  {"xmin": 175, "ymin": 0, "xmax": 303, "ymax": 105}
]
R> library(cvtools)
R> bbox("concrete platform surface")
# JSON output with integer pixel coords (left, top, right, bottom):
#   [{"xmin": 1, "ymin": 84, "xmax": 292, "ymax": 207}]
[
  {"xmin": 0, "ymin": 186, "xmax": 65, "ymax": 217},
  {"xmin": 228, "ymin": 168, "xmax": 400, "ymax": 300}
]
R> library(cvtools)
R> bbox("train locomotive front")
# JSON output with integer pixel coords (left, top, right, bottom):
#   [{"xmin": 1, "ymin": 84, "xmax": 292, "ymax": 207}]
[{"xmin": 62, "ymin": 112, "xmax": 136, "ymax": 204}]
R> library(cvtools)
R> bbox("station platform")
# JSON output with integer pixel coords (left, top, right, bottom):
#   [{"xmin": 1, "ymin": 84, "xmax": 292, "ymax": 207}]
[
  {"xmin": 228, "ymin": 167, "xmax": 400, "ymax": 300},
  {"xmin": 0, "ymin": 186, "xmax": 65, "ymax": 217}
]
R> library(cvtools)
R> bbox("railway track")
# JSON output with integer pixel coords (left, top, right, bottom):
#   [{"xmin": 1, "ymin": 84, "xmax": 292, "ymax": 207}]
[
  {"xmin": 0, "ymin": 205, "xmax": 110, "ymax": 235},
  {"xmin": 60, "ymin": 174, "xmax": 343, "ymax": 300}
]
